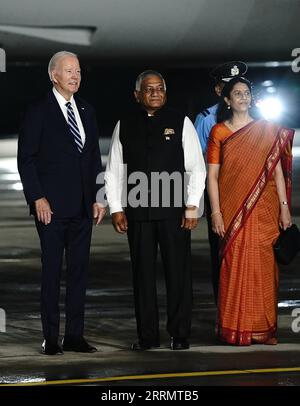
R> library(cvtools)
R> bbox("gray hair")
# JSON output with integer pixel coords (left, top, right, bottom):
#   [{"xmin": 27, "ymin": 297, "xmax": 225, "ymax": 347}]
[
  {"xmin": 48, "ymin": 51, "xmax": 78, "ymax": 82},
  {"xmin": 135, "ymin": 70, "xmax": 166, "ymax": 91}
]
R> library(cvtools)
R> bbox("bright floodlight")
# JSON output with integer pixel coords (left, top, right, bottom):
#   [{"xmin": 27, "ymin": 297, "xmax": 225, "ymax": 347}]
[{"xmin": 256, "ymin": 97, "xmax": 283, "ymax": 120}]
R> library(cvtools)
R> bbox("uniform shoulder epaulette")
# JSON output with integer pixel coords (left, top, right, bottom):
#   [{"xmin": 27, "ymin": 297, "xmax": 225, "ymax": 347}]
[{"xmin": 201, "ymin": 108, "xmax": 210, "ymax": 117}]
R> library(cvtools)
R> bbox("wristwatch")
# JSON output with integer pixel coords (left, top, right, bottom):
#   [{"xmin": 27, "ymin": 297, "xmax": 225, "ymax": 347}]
[{"xmin": 281, "ymin": 201, "xmax": 288, "ymax": 205}]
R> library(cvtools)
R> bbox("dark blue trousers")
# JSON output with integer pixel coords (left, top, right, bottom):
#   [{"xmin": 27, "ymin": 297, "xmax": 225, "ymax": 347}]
[
  {"xmin": 204, "ymin": 189, "xmax": 221, "ymax": 305},
  {"xmin": 35, "ymin": 210, "xmax": 93, "ymax": 342}
]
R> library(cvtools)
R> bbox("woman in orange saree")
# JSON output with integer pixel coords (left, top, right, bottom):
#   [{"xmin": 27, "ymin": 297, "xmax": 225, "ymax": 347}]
[{"xmin": 207, "ymin": 77, "xmax": 294, "ymax": 346}]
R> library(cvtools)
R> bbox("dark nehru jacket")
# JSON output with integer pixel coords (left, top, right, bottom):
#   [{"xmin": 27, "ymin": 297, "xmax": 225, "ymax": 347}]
[{"xmin": 119, "ymin": 107, "xmax": 186, "ymax": 221}]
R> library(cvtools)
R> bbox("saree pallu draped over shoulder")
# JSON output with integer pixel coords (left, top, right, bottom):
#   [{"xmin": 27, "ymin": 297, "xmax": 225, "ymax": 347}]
[{"xmin": 217, "ymin": 119, "xmax": 294, "ymax": 345}]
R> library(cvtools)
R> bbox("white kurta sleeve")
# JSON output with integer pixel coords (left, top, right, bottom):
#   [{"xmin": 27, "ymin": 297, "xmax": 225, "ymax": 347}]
[
  {"xmin": 104, "ymin": 121, "xmax": 125, "ymax": 214},
  {"xmin": 182, "ymin": 116, "xmax": 206, "ymax": 212}
]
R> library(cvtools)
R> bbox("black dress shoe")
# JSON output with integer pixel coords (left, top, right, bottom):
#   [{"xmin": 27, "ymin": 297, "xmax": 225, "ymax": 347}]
[
  {"xmin": 131, "ymin": 341, "xmax": 160, "ymax": 351},
  {"xmin": 170, "ymin": 337, "xmax": 190, "ymax": 350},
  {"xmin": 62, "ymin": 337, "xmax": 97, "ymax": 353},
  {"xmin": 42, "ymin": 340, "xmax": 63, "ymax": 355}
]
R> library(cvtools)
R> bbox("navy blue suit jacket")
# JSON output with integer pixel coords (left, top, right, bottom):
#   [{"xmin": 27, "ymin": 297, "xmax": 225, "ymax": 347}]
[{"xmin": 18, "ymin": 91, "xmax": 103, "ymax": 218}]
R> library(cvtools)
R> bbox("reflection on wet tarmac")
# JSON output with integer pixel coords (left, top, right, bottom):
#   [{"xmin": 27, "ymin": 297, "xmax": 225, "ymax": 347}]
[{"xmin": 278, "ymin": 300, "xmax": 300, "ymax": 308}]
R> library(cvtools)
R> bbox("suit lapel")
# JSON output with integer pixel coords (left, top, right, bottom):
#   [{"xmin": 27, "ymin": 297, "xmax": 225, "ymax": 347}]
[{"xmin": 47, "ymin": 91, "xmax": 81, "ymax": 155}]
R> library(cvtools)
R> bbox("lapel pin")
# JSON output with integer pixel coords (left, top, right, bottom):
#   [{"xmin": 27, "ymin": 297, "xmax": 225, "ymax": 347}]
[{"xmin": 164, "ymin": 128, "xmax": 175, "ymax": 140}]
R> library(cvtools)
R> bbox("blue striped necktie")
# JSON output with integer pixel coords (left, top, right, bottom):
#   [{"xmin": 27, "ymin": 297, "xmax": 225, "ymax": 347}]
[{"xmin": 65, "ymin": 101, "xmax": 83, "ymax": 153}]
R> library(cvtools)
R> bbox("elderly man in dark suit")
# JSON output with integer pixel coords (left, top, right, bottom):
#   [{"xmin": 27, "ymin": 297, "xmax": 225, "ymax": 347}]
[{"xmin": 18, "ymin": 51, "xmax": 105, "ymax": 355}]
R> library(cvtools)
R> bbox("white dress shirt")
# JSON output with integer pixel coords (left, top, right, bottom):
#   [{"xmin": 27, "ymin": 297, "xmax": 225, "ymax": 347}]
[
  {"xmin": 52, "ymin": 87, "xmax": 86, "ymax": 146},
  {"xmin": 105, "ymin": 116, "xmax": 206, "ymax": 215}
]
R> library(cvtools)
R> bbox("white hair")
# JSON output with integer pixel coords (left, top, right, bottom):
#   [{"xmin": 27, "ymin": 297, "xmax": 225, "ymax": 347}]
[
  {"xmin": 135, "ymin": 70, "xmax": 166, "ymax": 91},
  {"xmin": 48, "ymin": 51, "xmax": 78, "ymax": 82}
]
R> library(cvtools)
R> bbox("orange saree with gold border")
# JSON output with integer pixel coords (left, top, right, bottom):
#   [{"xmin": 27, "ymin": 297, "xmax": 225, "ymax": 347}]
[{"xmin": 216, "ymin": 119, "xmax": 294, "ymax": 345}]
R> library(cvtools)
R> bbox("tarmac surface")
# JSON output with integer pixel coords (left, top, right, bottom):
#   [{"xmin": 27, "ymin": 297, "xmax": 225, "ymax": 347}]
[{"xmin": 0, "ymin": 134, "xmax": 300, "ymax": 388}]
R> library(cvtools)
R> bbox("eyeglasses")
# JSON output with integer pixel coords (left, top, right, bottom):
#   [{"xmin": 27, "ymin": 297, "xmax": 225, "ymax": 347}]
[
  {"xmin": 232, "ymin": 90, "xmax": 251, "ymax": 99},
  {"xmin": 141, "ymin": 86, "xmax": 166, "ymax": 94}
]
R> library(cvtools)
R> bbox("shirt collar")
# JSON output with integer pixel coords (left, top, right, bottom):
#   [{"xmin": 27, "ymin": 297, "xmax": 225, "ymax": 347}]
[
  {"xmin": 52, "ymin": 87, "xmax": 75, "ymax": 108},
  {"xmin": 211, "ymin": 104, "xmax": 219, "ymax": 113},
  {"xmin": 139, "ymin": 104, "xmax": 166, "ymax": 118}
]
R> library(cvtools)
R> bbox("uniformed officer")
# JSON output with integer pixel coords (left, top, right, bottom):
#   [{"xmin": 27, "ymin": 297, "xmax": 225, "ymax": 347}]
[
  {"xmin": 194, "ymin": 61, "xmax": 248, "ymax": 304},
  {"xmin": 195, "ymin": 61, "xmax": 248, "ymax": 153}
]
